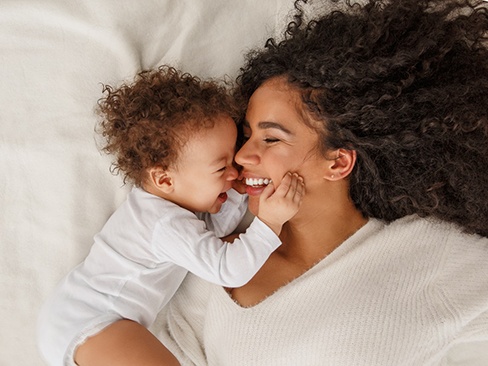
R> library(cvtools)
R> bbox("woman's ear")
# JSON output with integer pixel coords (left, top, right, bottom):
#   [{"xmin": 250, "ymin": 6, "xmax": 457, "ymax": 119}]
[
  {"xmin": 148, "ymin": 166, "xmax": 174, "ymax": 193},
  {"xmin": 325, "ymin": 148, "xmax": 356, "ymax": 181}
]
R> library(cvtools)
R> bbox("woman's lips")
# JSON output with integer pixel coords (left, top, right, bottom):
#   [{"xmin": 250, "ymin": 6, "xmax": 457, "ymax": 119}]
[
  {"xmin": 245, "ymin": 185, "xmax": 266, "ymax": 196},
  {"xmin": 243, "ymin": 177, "xmax": 272, "ymax": 196}
]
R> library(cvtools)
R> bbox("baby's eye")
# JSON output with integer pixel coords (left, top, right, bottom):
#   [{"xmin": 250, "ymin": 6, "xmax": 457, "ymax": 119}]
[{"xmin": 216, "ymin": 167, "xmax": 226, "ymax": 173}]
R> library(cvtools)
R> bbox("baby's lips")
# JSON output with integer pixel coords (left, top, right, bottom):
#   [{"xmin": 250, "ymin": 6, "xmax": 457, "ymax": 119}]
[{"xmin": 218, "ymin": 192, "xmax": 228, "ymax": 203}]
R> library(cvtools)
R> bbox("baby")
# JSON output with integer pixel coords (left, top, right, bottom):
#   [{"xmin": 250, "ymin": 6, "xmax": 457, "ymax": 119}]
[{"xmin": 37, "ymin": 66, "xmax": 304, "ymax": 366}]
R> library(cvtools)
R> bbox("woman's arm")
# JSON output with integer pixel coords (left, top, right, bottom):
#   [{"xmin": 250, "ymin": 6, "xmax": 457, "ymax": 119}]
[{"xmin": 75, "ymin": 319, "xmax": 180, "ymax": 366}]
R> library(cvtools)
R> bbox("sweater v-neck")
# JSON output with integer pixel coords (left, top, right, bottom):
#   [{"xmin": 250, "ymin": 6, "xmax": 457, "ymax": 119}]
[{"xmin": 217, "ymin": 217, "xmax": 385, "ymax": 309}]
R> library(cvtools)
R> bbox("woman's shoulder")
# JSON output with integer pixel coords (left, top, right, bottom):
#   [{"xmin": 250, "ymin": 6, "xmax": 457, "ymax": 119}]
[
  {"xmin": 384, "ymin": 214, "xmax": 487, "ymax": 247},
  {"xmin": 391, "ymin": 216, "xmax": 488, "ymax": 312},
  {"xmin": 380, "ymin": 215, "xmax": 488, "ymax": 271}
]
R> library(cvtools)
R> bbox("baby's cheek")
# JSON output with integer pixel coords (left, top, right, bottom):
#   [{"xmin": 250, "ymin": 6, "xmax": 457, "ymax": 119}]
[{"xmin": 231, "ymin": 179, "xmax": 247, "ymax": 194}]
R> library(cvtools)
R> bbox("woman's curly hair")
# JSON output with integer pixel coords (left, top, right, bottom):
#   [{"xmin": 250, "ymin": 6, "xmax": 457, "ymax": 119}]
[
  {"xmin": 97, "ymin": 66, "xmax": 238, "ymax": 187},
  {"xmin": 235, "ymin": 0, "xmax": 488, "ymax": 237}
]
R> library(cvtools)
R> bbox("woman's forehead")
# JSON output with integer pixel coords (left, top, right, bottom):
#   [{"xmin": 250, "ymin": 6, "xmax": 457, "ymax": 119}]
[
  {"xmin": 255, "ymin": 76, "xmax": 297, "ymax": 97},
  {"xmin": 247, "ymin": 77, "xmax": 324, "ymax": 134},
  {"xmin": 247, "ymin": 78, "xmax": 301, "ymax": 117}
]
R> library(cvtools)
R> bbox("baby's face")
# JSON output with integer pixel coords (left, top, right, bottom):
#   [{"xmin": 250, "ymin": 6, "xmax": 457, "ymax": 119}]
[{"xmin": 167, "ymin": 116, "xmax": 239, "ymax": 214}]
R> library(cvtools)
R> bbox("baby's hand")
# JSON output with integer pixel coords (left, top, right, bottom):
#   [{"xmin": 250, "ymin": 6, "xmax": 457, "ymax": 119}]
[{"xmin": 257, "ymin": 172, "xmax": 304, "ymax": 235}]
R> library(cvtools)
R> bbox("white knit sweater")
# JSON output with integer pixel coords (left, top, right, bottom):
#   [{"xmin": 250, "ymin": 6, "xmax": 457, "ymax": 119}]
[{"xmin": 155, "ymin": 215, "xmax": 488, "ymax": 365}]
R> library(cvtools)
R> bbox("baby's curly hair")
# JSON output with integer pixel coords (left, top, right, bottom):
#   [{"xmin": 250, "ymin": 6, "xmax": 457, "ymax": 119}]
[
  {"xmin": 235, "ymin": 0, "xmax": 488, "ymax": 237},
  {"xmin": 97, "ymin": 66, "xmax": 238, "ymax": 187}
]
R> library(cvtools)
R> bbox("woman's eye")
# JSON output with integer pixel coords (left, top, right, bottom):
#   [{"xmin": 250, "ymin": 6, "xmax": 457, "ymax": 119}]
[{"xmin": 263, "ymin": 137, "xmax": 279, "ymax": 144}]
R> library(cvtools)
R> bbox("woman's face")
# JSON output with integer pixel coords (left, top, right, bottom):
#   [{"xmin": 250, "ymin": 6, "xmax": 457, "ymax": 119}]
[{"xmin": 235, "ymin": 77, "xmax": 330, "ymax": 215}]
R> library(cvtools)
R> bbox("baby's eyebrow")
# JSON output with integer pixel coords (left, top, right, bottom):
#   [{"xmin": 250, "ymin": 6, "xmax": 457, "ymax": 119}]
[{"xmin": 210, "ymin": 156, "xmax": 226, "ymax": 167}]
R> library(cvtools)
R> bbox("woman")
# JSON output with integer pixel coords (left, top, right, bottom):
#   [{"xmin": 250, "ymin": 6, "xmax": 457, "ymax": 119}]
[{"xmin": 156, "ymin": 0, "xmax": 488, "ymax": 364}]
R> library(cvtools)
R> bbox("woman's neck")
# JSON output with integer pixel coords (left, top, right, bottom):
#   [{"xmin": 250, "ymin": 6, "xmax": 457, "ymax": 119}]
[
  {"xmin": 225, "ymin": 184, "xmax": 368, "ymax": 308},
  {"xmin": 277, "ymin": 194, "xmax": 367, "ymax": 268}
]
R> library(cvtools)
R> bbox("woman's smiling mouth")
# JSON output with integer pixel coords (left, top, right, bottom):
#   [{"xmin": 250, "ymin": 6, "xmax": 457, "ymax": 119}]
[
  {"xmin": 245, "ymin": 177, "xmax": 272, "ymax": 187},
  {"xmin": 244, "ymin": 177, "xmax": 272, "ymax": 196}
]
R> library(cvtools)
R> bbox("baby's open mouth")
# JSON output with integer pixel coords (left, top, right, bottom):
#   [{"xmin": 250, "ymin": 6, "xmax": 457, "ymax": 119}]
[
  {"xmin": 218, "ymin": 192, "xmax": 228, "ymax": 202},
  {"xmin": 245, "ymin": 178, "xmax": 272, "ymax": 187}
]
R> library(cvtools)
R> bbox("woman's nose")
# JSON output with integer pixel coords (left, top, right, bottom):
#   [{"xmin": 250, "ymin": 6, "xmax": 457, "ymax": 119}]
[{"xmin": 235, "ymin": 140, "xmax": 256, "ymax": 166}]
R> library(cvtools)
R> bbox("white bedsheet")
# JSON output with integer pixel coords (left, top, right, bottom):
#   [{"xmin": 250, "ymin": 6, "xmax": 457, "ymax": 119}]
[
  {"xmin": 1, "ymin": 1, "xmax": 487, "ymax": 365},
  {"xmin": 0, "ymin": 1, "xmax": 290, "ymax": 364}
]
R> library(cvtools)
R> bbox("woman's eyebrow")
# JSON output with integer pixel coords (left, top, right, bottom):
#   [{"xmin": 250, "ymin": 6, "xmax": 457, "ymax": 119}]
[
  {"xmin": 258, "ymin": 121, "xmax": 292, "ymax": 134},
  {"xmin": 243, "ymin": 120, "xmax": 292, "ymax": 134}
]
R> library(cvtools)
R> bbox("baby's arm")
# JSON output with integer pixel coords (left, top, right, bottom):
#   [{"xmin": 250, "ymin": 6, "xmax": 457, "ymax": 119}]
[
  {"xmin": 155, "ymin": 173, "xmax": 304, "ymax": 288},
  {"xmin": 257, "ymin": 172, "xmax": 304, "ymax": 235}
]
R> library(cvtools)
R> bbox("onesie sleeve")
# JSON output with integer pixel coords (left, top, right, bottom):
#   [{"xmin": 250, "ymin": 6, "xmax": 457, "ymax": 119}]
[
  {"xmin": 196, "ymin": 189, "xmax": 248, "ymax": 237},
  {"xmin": 152, "ymin": 207, "xmax": 281, "ymax": 288}
]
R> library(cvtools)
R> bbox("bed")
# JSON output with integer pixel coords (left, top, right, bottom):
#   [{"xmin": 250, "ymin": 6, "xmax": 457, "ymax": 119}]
[
  {"xmin": 1, "ymin": 1, "xmax": 487, "ymax": 365},
  {"xmin": 0, "ymin": 1, "xmax": 292, "ymax": 364}
]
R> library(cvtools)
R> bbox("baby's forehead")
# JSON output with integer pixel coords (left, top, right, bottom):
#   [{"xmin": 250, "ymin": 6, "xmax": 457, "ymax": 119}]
[{"xmin": 177, "ymin": 116, "xmax": 237, "ymax": 151}]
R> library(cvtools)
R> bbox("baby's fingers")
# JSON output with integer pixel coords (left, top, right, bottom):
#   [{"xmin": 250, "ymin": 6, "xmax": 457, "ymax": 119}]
[
  {"xmin": 284, "ymin": 173, "xmax": 300, "ymax": 197},
  {"xmin": 273, "ymin": 172, "xmax": 292, "ymax": 197},
  {"xmin": 260, "ymin": 181, "xmax": 275, "ymax": 200},
  {"xmin": 291, "ymin": 175, "xmax": 305, "ymax": 203}
]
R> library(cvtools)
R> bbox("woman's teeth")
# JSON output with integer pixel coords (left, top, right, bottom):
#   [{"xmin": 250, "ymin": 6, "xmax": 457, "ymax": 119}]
[{"xmin": 245, "ymin": 178, "xmax": 271, "ymax": 187}]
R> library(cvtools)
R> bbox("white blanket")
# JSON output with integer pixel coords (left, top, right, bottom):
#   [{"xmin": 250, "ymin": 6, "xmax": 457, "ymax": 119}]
[
  {"xmin": 1, "ymin": 1, "xmax": 486, "ymax": 365},
  {"xmin": 0, "ymin": 1, "xmax": 291, "ymax": 364}
]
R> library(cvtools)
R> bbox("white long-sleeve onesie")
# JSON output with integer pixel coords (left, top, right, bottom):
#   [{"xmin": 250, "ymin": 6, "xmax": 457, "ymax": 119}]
[{"xmin": 37, "ymin": 187, "xmax": 280, "ymax": 366}]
